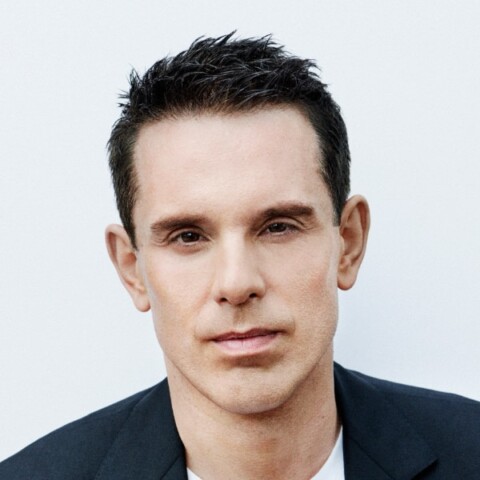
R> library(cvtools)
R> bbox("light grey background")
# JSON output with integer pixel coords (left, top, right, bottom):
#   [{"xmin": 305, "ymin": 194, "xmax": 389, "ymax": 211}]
[{"xmin": 1, "ymin": 0, "xmax": 479, "ymax": 461}]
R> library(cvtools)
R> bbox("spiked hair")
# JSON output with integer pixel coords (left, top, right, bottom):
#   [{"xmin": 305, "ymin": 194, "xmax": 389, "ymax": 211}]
[{"xmin": 108, "ymin": 33, "xmax": 350, "ymax": 248}]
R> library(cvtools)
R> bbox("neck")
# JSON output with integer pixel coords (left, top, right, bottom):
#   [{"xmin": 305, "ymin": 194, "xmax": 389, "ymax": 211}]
[{"xmin": 167, "ymin": 354, "xmax": 339, "ymax": 480}]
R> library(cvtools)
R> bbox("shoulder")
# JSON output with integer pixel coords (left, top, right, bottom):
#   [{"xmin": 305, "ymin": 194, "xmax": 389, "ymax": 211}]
[
  {"xmin": 334, "ymin": 363, "xmax": 480, "ymax": 476},
  {"xmin": 0, "ymin": 383, "xmax": 162, "ymax": 480},
  {"xmin": 344, "ymin": 365, "xmax": 480, "ymax": 425},
  {"xmin": 365, "ymin": 370, "xmax": 480, "ymax": 446}
]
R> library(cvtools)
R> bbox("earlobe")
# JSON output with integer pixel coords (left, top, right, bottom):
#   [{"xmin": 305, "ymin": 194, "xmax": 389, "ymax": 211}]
[
  {"xmin": 105, "ymin": 224, "xmax": 151, "ymax": 312},
  {"xmin": 337, "ymin": 196, "xmax": 370, "ymax": 291}
]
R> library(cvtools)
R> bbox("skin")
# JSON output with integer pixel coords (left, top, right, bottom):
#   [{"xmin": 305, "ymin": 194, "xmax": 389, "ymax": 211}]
[{"xmin": 106, "ymin": 106, "xmax": 370, "ymax": 479}]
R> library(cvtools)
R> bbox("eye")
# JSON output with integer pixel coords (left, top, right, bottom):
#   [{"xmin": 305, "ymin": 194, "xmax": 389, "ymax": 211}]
[
  {"xmin": 172, "ymin": 231, "xmax": 202, "ymax": 244},
  {"xmin": 264, "ymin": 222, "xmax": 297, "ymax": 235},
  {"xmin": 267, "ymin": 222, "xmax": 288, "ymax": 233}
]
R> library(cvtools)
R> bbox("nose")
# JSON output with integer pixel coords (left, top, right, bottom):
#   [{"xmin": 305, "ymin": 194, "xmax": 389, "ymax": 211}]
[{"xmin": 213, "ymin": 237, "xmax": 266, "ymax": 306}]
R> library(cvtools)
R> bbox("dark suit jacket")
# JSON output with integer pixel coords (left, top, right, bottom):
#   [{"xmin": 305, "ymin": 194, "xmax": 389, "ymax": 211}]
[{"xmin": 1, "ymin": 363, "xmax": 479, "ymax": 479}]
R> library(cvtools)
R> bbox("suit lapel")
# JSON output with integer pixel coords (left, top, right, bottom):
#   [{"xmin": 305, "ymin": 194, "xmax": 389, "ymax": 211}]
[
  {"xmin": 94, "ymin": 379, "xmax": 187, "ymax": 480},
  {"xmin": 334, "ymin": 364, "xmax": 437, "ymax": 480}
]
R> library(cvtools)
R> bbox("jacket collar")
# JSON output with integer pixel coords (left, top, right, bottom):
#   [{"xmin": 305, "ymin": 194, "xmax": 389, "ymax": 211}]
[
  {"xmin": 334, "ymin": 363, "xmax": 437, "ymax": 479},
  {"xmin": 94, "ymin": 380, "xmax": 187, "ymax": 480},
  {"xmin": 95, "ymin": 364, "xmax": 437, "ymax": 480}
]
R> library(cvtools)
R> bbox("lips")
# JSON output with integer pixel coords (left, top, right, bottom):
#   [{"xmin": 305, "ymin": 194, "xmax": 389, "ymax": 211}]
[
  {"xmin": 213, "ymin": 328, "xmax": 276, "ymax": 342},
  {"xmin": 212, "ymin": 328, "xmax": 279, "ymax": 353}
]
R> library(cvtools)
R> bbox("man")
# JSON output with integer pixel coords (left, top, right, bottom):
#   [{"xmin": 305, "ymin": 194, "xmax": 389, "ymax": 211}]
[{"xmin": 1, "ymin": 33, "xmax": 478, "ymax": 480}]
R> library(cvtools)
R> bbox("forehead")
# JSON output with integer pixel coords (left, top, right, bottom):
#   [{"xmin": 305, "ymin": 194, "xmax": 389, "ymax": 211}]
[{"xmin": 132, "ymin": 107, "xmax": 332, "ymax": 223}]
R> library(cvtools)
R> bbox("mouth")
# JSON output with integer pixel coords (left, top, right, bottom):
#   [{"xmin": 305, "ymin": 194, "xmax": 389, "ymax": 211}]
[{"xmin": 212, "ymin": 328, "xmax": 280, "ymax": 354}]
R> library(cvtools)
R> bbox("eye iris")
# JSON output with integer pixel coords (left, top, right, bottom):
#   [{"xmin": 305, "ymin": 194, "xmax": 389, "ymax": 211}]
[
  {"xmin": 269, "ymin": 223, "xmax": 287, "ymax": 233},
  {"xmin": 180, "ymin": 232, "xmax": 199, "ymax": 243}
]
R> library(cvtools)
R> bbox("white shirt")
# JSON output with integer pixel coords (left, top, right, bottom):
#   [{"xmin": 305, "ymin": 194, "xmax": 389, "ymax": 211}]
[{"xmin": 187, "ymin": 428, "xmax": 344, "ymax": 480}]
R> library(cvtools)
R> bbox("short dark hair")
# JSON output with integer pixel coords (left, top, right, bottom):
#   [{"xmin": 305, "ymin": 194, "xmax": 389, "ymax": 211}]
[{"xmin": 108, "ymin": 32, "xmax": 350, "ymax": 249}]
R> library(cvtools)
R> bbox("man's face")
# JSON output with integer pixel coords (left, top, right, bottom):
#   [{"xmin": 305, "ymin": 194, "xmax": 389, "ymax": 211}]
[{"xmin": 131, "ymin": 107, "xmax": 343, "ymax": 414}]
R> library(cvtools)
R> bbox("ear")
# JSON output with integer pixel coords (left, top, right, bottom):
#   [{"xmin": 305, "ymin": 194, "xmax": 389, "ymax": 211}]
[
  {"xmin": 337, "ymin": 195, "xmax": 370, "ymax": 291},
  {"xmin": 105, "ymin": 224, "xmax": 151, "ymax": 312}
]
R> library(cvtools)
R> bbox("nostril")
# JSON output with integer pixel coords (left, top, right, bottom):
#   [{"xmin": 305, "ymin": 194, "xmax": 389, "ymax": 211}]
[{"xmin": 219, "ymin": 292, "xmax": 258, "ymax": 304}]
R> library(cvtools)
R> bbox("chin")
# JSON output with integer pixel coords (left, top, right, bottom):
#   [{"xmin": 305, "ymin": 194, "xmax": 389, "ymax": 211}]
[
  {"xmin": 217, "ymin": 395, "xmax": 288, "ymax": 416},
  {"xmin": 208, "ymin": 377, "xmax": 298, "ymax": 416}
]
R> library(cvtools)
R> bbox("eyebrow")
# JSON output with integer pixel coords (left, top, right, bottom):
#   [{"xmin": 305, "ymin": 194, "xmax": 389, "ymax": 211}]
[
  {"xmin": 150, "ymin": 215, "xmax": 209, "ymax": 237},
  {"xmin": 149, "ymin": 202, "xmax": 316, "ymax": 236},
  {"xmin": 256, "ymin": 203, "xmax": 315, "ymax": 223}
]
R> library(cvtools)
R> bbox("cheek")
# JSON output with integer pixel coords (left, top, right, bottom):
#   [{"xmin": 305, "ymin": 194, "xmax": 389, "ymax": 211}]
[
  {"xmin": 141, "ymin": 255, "xmax": 211, "ymax": 342},
  {"xmin": 277, "ymin": 237, "xmax": 339, "ymax": 295},
  {"xmin": 274, "ymin": 242, "xmax": 339, "ymax": 331},
  {"xmin": 301, "ymin": 261, "xmax": 338, "ymax": 320}
]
